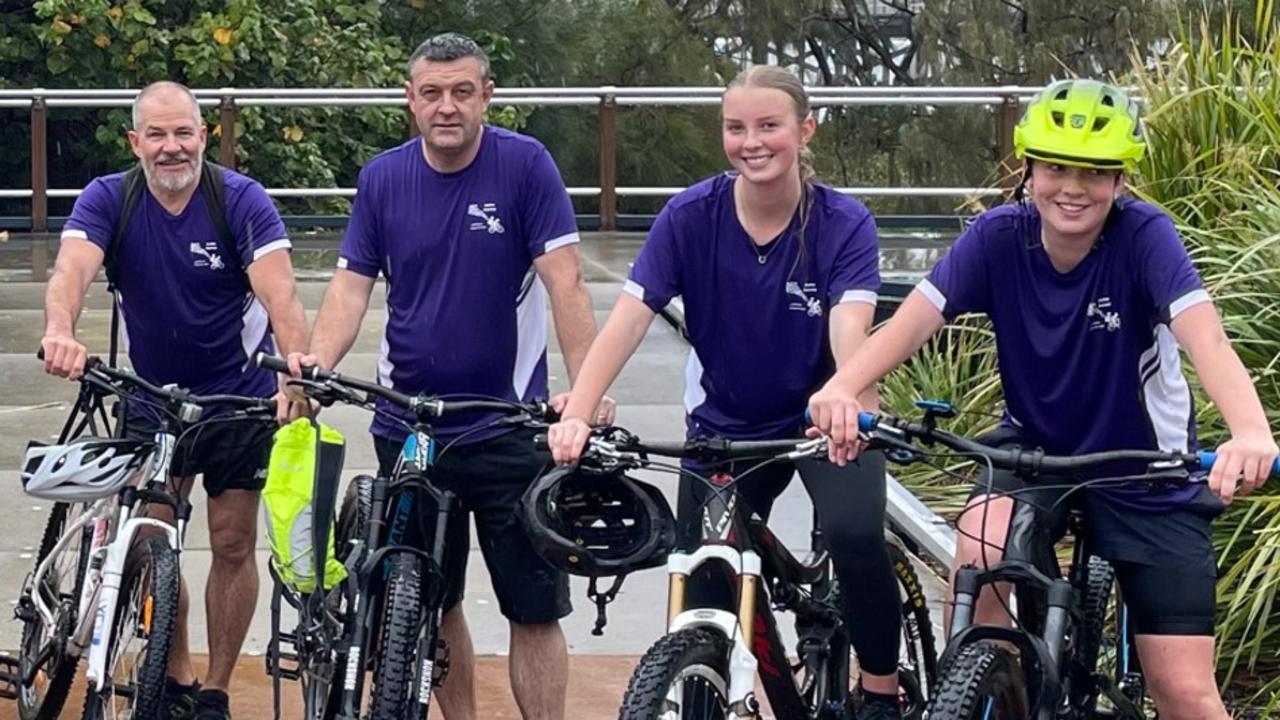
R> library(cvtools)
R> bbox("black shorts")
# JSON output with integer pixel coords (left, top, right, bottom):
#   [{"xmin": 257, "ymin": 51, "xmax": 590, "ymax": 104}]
[
  {"xmin": 373, "ymin": 426, "xmax": 571, "ymax": 625},
  {"xmin": 967, "ymin": 427, "xmax": 1222, "ymax": 636},
  {"xmin": 123, "ymin": 408, "xmax": 274, "ymax": 497}
]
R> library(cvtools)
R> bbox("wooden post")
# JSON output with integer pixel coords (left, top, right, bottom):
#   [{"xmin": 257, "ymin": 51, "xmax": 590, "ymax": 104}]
[
  {"xmin": 219, "ymin": 95, "xmax": 237, "ymax": 169},
  {"xmin": 598, "ymin": 91, "xmax": 617, "ymax": 232},
  {"xmin": 31, "ymin": 95, "xmax": 48, "ymax": 233},
  {"xmin": 997, "ymin": 94, "xmax": 1020, "ymax": 188}
]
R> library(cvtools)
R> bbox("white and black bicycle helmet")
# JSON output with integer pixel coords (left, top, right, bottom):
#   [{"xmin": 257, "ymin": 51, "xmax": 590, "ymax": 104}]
[{"xmin": 21, "ymin": 437, "xmax": 153, "ymax": 501}]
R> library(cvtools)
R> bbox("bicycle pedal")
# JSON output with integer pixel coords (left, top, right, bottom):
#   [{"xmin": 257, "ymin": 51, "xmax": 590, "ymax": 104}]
[{"xmin": 0, "ymin": 653, "xmax": 19, "ymax": 699}]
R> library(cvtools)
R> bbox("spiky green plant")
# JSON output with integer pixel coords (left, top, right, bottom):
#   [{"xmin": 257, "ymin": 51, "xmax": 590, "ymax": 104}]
[{"xmin": 1130, "ymin": 0, "xmax": 1280, "ymax": 705}]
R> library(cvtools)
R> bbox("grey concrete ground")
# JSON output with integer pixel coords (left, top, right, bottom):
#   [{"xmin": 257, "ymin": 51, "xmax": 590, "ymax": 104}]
[{"xmin": 0, "ymin": 233, "xmax": 944, "ymax": 663}]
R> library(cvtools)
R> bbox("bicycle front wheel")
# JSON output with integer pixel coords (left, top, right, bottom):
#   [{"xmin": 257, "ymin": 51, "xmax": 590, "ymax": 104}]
[
  {"xmin": 888, "ymin": 535, "xmax": 938, "ymax": 717},
  {"xmin": 81, "ymin": 535, "xmax": 179, "ymax": 720},
  {"xmin": 17, "ymin": 502, "xmax": 90, "ymax": 720},
  {"xmin": 618, "ymin": 628, "xmax": 731, "ymax": 720},
  {"xmin": 368, "ymin": 553, "xmax": 424, "ymax": 720},
  {"xmin": 927, "ymin": 642, "xmax": 1028, "ymax": 720}
]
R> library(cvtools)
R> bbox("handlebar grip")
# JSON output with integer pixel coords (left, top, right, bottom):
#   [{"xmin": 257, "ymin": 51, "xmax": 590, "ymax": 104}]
[
  {"xmin": 35, "ymin": 347, "xmax": 44, "ymax": 361},
  {"xmin": 533, "ymin": 434, "xmax": 549, "ymax": 452},
  {"xmin": 255, "ymin": 352, "xmax": 321, "ymax": 381},
  {"xmin": 1198, "ymin": 450, "xmax": 1280, "ymax": 479},
  {"xmin": 802, "ymin": 407, "xmax": 878, "ymax": 433}
]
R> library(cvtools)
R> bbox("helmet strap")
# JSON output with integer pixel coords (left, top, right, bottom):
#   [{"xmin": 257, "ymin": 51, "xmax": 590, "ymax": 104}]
[{"xmin": 587, "ymin": 575, "xmax": 627, "ymax": 636}]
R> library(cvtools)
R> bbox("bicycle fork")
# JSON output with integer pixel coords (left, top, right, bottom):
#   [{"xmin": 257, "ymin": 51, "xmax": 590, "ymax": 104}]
[
  {"xmin": 85, "ymin": 516, "xmax": 178, "ymax": 691},
  {"xmin": 666, "ymin": 545, "xmax": 763, "ymax": 720}
]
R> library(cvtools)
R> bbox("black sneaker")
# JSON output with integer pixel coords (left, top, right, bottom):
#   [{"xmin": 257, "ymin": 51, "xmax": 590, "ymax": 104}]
[
  {"xmin": 855, "ymin": 693, "xmax": 903, "ymax": 720},
  {"xmin": 193, "ymin": 688, "xmax": 231, "ymax": 720},
  {"xmin": 164, "ymin": 678, "xmax": 200, "ymax": 720}
]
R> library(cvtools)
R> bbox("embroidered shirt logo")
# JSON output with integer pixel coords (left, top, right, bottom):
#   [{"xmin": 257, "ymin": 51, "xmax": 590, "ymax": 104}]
[
  {"xmin": 785, "ymin": 281, "xmax": 823, "ymax": 317},
  {"xmin": 189, "ymin": 242, "xmax": 226, "ymax": 270},
  {"xmin": 1087, "ymin": 297, "xmax": 1121, "ymax": 332},
  {"xmin": 467, "ymin": 203, "xmax": 505, "ymax": 234}
]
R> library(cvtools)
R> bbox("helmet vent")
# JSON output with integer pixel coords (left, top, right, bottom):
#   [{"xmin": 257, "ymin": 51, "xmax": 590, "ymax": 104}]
[
  {"xmin": 1054, "ymin": 88, "xmax": 1070, "ymax": 101},
  {"xmin": 1100, "ymin": 94, "xmax": 1115, "ymax": 107},
  {"xmin": 1051, "ymin": 111, "xmax": 1065, "ymax": 127},
  {"xmin": 1093, "ymin": 117, "xmax": 1110, "ymax": 132}
]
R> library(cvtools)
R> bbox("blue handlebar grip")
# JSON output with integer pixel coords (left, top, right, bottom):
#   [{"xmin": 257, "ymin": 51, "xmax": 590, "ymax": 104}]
[
  {"xmin": 804, "ymin": 408, "xmax": 877, "ymax": 432},
  {"xmin": 1198, "ymin": 450, "xmax": 1280, "ymax": 479}
]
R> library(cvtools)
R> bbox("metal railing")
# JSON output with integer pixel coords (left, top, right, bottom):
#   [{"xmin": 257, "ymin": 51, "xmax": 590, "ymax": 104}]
[{"xmin": 2, "ymin": 85, "xmax": 1041, "ymax": 232}]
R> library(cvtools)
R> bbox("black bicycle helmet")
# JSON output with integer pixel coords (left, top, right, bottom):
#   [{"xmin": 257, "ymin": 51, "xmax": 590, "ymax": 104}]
[{"xmin": 520, "ymin": 463, "xmax": 677, "ymax": 578}]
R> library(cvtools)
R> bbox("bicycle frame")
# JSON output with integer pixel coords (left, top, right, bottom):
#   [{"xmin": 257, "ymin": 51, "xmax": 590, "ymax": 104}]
[
  {"xmin": 29, "ymin": 430, "xmax": 186, "ymax": 693},
  {"xmin": 663, "ymin": 473, "xmax": 845, "ymax": 720}
]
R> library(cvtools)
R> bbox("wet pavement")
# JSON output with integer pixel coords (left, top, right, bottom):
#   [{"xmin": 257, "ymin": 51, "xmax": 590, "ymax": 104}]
[{"xmin": 0, "ymin": 232, "xmax": 945, "ymax": 718}]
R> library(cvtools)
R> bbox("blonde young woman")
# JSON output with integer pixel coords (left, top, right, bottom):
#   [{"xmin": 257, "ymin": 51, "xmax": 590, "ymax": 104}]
[{"xmin": 548, "ymin": 65, "xmax": 906, "ymax": 719}]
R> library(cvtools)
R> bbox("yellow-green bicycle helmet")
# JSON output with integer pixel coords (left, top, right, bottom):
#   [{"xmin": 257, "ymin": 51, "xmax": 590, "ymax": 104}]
[{"xmin": 1014, "ymin": 79, "xmax": 1146, "ymax": 172}]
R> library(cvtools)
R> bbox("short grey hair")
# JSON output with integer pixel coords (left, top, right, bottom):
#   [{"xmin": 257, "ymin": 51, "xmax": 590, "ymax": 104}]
[
  {"xmin": 132, "ymin": 81, "xmax": 202, "ymax": 130},
  {"xmin": 406, "ymin": 33, "xmax": 491, "ymax": 80}
]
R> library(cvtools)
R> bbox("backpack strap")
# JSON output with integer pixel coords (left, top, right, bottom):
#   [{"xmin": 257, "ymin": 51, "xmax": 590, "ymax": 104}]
[
  {"xmin": 105, "ymin": 162, "xmax": 241, "ymax": 367},
  {"xmin": 106, "ymin": 168, "xmax": 146, "ymax": 367},
  {"xmin": 199, "ymin": 162, "xmax": 240, "ymax": 273}
]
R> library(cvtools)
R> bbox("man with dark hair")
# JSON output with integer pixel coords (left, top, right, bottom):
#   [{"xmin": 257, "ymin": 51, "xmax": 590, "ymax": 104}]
[
  {"xmin": 42, "ymin": 80, "xmax": 309, "ymax": 720},
  {"xmin": 294, "ymin": 33, "xmax": 611, "ymax": 720}
]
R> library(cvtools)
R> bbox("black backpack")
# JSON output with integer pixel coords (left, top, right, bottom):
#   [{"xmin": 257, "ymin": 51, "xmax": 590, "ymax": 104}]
[{"xmin": 105, "ymin": 162, "xmax": 241, "ymax": 366}]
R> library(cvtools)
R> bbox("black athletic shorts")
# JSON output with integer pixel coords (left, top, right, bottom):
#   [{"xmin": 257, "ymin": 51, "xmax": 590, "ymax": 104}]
[
  {"xmin": 373, "ymin": 425, "xmax": 571, "ymax": 625},
  {"xmin": 123, "ymin": 407, "xmax": 274, "ymax": 497},
  {"xmin": 966, "ymin": 427, "xmax": 1222, "ymax": 636}
]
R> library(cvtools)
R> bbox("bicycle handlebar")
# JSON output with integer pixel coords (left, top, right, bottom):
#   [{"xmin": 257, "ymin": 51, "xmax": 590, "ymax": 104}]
[
  {"xmin": 37, "ymin": 349, "xmax": 275, "ymax": 416},
  {"xmin": 535, "ymin": 429, "xmax": 828, "ymax": 465},
  {"xmin": 256, "ymin": 353, "xmax": 557, "ymax": 421},
  {"xmin": 856, "ymin": 410, "xmax": 1280, "ymax": 478}
]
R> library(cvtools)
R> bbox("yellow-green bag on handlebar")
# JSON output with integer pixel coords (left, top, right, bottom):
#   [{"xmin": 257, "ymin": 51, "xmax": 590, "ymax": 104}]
[{"xmin": 263, "ymin": 418, "xmax": 348, "ymax": 592}]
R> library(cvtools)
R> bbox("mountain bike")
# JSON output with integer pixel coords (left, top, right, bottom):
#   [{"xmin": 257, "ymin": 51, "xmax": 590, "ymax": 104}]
[
  {"xmin": 256, "ymin": 353, "xmax": 556, "ymax": 720},
  {"xmin": 557, "ymin": 427, "xmax": 937, "ymax": 720},
  {"xmin": 5, "ymin": 354, "xmax": 273, "ymax": 720},
  {"xmin": 857, "ymin": 400, "xmax": 1280, "ymax": 720}
]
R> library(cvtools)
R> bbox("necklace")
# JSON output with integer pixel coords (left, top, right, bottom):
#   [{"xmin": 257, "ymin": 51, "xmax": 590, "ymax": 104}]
[{"xmin": 749, "ymin": 232, "xmax": 788, "ymax": 264}]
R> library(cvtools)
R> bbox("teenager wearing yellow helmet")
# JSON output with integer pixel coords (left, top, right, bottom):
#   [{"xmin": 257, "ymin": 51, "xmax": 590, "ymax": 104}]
[{"xmin": 807, "ymin": 78, "xmax": 1276, "ymax": 719}]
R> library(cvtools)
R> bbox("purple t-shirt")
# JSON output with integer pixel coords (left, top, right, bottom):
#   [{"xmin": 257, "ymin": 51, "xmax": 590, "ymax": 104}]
[
  {"xmin": 62, "ymin": 167, "xmax": 288, "ymax": 402},
  {"xmin": 339, "ymin": 127, "xmax": 579, "ymax": 443},
  {"xmin": 628, "ymin": 174, "xmax": 880, "ymax": 440},
  {"xmin": 920, "ymin": 199, "xmax": 1210, "ymax": 509}
]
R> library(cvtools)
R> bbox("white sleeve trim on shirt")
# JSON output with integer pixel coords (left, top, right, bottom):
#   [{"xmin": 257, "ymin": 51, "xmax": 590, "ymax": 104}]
[
  {"xmin": 916, "ymin": 278, "xmax": 947, "ymax": 313},
  {"xmin": 1168, "ymin": 289, "xmax": 1212, "ymax": 320},
  {"xmin": 837, "ymin": 289, "xmax": 878, "ymax": 306},
  {"xmin": 622, "ymin": 279, "xmax": 645, "ymax": 301},
  {"xmin": 543, "ymin": 232, "xmax": 581, "ymax": 254},
  {"xmin": 61, "ymin": 229, "xmax": 88, "ymax": 242},
  {"xmin": 252, "ymin": 238, "xmax": 292, "ymax": 261}
]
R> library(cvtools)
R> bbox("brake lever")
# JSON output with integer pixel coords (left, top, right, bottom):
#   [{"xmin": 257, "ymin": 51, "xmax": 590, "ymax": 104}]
[{"xmin": 863, "ymin": 429, "xmax": 926, "ymax": 466}]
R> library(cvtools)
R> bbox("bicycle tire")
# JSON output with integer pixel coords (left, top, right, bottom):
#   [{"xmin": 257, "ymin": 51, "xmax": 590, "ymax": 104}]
[
  {"xmin": 368, "ymin": 553, "xmax": 423, "ymax": 720},
  {"xmin": 81, "ymin": 535, "xmax": 179, "ymax": 720},
  {"xmin": 618, "ymin": 628, "xmax": 731, "ymax": 719},
  {"xmin": 888, "ymin": 535, "xmax": 939, "ymax": 700},
  {"xmin": 926, "ymin": 642, "xmax": 1028, "ymax": 720},
  {"xmin": 335, "ymin": 475, "xmax": 373, "ymax": 564},
  {"xmin": 17, "ymin": 502, "xmax": 90, "ymax": 720}
]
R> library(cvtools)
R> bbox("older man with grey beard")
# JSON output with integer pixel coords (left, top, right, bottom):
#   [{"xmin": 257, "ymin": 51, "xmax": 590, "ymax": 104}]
[{"xmin": 41, "ymin": 81, "xmax": 308, "ymax": 720}]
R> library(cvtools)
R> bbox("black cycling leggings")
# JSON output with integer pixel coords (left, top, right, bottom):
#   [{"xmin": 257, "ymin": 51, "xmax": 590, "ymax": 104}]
[{"xmin": 677, "ymin": 450, "xmax": 901, "ymax": 676}]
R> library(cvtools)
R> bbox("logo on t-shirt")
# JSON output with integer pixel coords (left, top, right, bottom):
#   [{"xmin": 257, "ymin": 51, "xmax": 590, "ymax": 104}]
[
  {"xmin": 466, "ymin": 203, "xmax": 505, "ymax": 235},
  {"xmin": 188, "ymin": 242, "xmax": 226, "ymax": 271},
  {"xmin": 785, "ymin": 281, "xmax": 823, "ymax": 317},
  {"xmin": 1086, "ymin": 296, "xmax": 1122, "ymax": 332}
]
